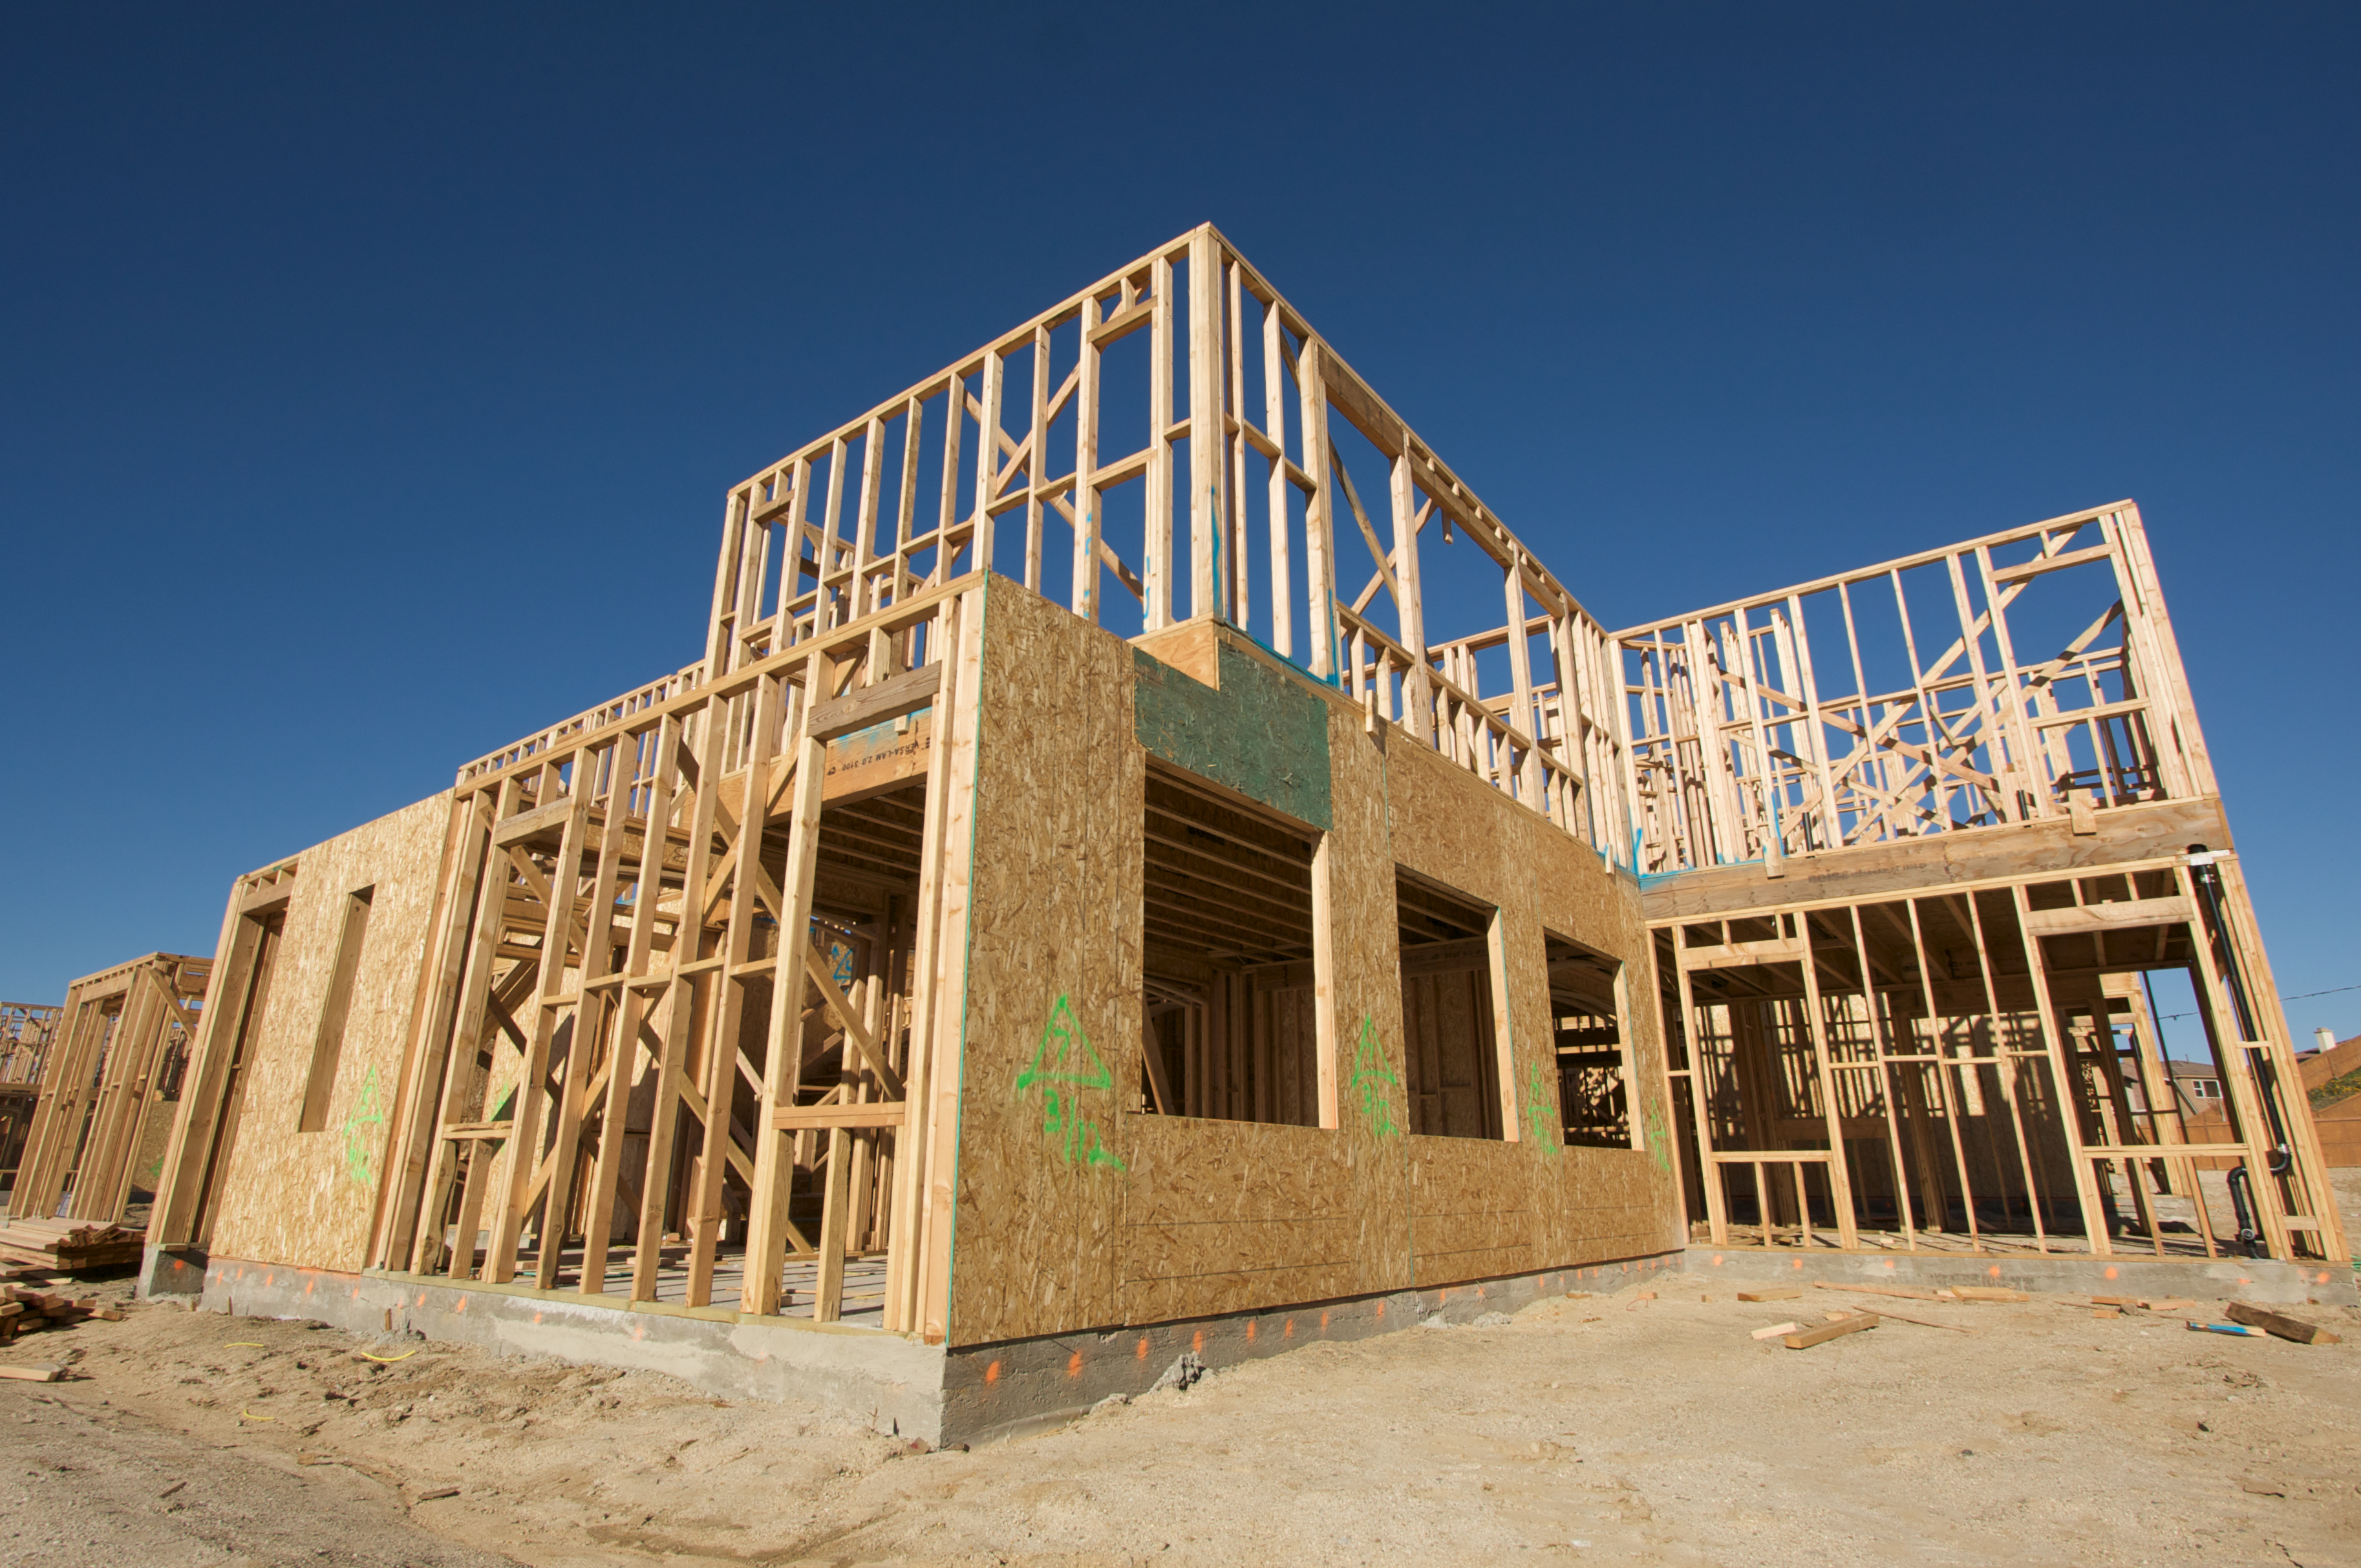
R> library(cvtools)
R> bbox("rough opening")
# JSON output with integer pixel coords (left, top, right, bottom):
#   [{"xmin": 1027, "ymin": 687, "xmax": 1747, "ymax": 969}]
[
  {"xmin": 1547, "ymin": 931, "xmax": 1632, "ymax": 1149},
  {"xmin": 1138, "ymin": 765, "xmax": 1321, "ymax": 1125},
  {"xmin": 299, "ymin": 886, "xmax": 373, "ymax": 1132},
  {"xmin": 1396, "ymin": 869, "xmax": 1504, "ymax": 1139}
]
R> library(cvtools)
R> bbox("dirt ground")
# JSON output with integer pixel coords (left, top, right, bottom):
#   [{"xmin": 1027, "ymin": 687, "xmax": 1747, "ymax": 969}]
[{"xmin": 4, "ymin": 1269, "xmax": 2357, "ymax": 1568}]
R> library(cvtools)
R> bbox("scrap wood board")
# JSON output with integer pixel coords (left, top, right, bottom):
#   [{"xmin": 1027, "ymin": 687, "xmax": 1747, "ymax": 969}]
[{"xmin": 0, "ymin": 1219, "xmax": 144, "ymax": 1270}]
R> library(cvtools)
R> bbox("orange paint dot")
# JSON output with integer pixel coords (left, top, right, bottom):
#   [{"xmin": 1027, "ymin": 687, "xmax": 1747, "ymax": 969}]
[
  {"xmin": 2104, "ymin": 1266, "xmax": 2119, "ymax": 1280},
  {"xmin": 1135, "ymin": 1338, "xmax": 1149, "ymax": 1361},
  {"xmin": 1711, "ymin": 1255, "xmax": 1724, "ymax": 1266},
  {"xmin": 1987, "ymin": 1265, "xmax": 2002, "ymax": 1278},
  {"xmin": 1791, "ymin": 1259, "xmax": 1803, "ymax": 1271},
  {"xmin": 1067, "ymin": 1350, "xmax": 1083, "ymax": 1377},
  {"xmin": 416, "ymin": 1293, "xmax": 427, "ymax": 1308},
  {"xmin": 1246, "ymin": 1320, "xmax": 1257, "ymax": 1342},
  {"xmin": 1376, "ymin": 1301, "xmax": 1387, "ymax": 1319},
  {"xmin": 1284, "ymin": 1318, "xmax": 1295, "ymax": 1339},
  {"xmin": 1475, "ymin": 1284, "xmax": 1486, "ymax": 1298},
  {"xmin": 1191, "ymin": 1329, "xmax": 1204, "ymax": 1355},
  {"xmin": 264, "ymin": 1273, "xmax": 274, "ymax": 1287},
  {"xmin": 454, "ymin": 1297, "xmax": 467, "ymax": 1313},
  {"xmin": 533, "ymin": 1311, "xmax": 544, "ymax": 1325},
  {"xmin": 985, "ymin": 1359, "xmax": 1001, "ymax": 1385},
  {"xmin": 1319, "ymin": 1311, "xmax": 1330, "ymax": 1331},
  {"xmin": 303, "ymin": 1280, "xmax": 315, "ymax": 1297}
]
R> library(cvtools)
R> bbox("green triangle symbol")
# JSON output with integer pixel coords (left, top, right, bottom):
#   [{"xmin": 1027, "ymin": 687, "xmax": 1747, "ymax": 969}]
[{"xmin": 1017, "ymin": 994, "xmax": 1111, "ymax": 1091}]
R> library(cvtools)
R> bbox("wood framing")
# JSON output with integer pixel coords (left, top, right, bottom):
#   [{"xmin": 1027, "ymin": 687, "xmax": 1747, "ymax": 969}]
[
  {"xmin": 0, "ymin": 1002, "xmax": 63, "ymax": 1199},
  {"xmin": 138, "ymin": 227, "xmax": 2342, "ymax": 1408},
  {"xmin": 1630, "ymin": 514, "xmax": 2344, "ymax": 1266},
  {"xmin": 11, "ymin": 956, "xmax": 207, "ymax": 1225}
]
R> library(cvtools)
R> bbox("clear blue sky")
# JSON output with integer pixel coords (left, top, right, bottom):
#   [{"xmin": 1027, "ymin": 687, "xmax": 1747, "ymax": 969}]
[{"xmin": 5, "ymin": 5, "xmax": 2353, "ymax": 1054}]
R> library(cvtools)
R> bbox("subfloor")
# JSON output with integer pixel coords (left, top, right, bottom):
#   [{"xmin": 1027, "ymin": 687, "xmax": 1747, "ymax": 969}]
[
  {"xmin": 1691, "ymin": 1169, "xmax": 2330, "ymax": 1260},
  {"xmin": 464, "ymin": 1242, "xmax": 890, "ymax": 1326},
  {"xmin": 9, "ymin": 1264, "xmax": 2360, "ymax": 1566}
]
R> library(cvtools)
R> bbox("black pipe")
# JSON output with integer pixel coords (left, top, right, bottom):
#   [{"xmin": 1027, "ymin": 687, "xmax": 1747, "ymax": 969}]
[
  {"xmin": 2186, "ymin": 847, "xmax": 2257, "ymax": 1039},
  {"xmin": 2186, "ymin": 846, "xmax": 2292, "ymax": 1174},
  {"xmin": 2226, "ymin": 1165, "xmax": 2269, "ymax": 1259}
]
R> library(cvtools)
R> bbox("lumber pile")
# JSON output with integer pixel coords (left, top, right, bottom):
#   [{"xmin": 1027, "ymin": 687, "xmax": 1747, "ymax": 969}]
[
  {"xmin": 0, "ymin": 1218, "xmax": 145, "ymax": 1271},
  {"xmin": 0, "ymin": 1284, "xmax": 119, "ymax": 1346}
]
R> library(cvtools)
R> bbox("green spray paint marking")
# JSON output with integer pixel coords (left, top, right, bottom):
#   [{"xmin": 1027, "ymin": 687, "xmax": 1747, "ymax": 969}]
[
  {"xmin": 1348, "ymin": 1017, "xmax": 1401, "ymax": 1138},
  {"xmin": 1016, "ymin": 995, "xmax": 1124, "ymax": 1171},
  {"xmin": 341, "ymin": 1066, "xmax": 386, "ymax": 1187},
  {"xmin": 1643, "ymin": 1097, "xmax": 1671, "ymax": 1173},
  {"xmin": 1523, "ymin": 1061, "xmax": 1561, "ymax": 1155}
]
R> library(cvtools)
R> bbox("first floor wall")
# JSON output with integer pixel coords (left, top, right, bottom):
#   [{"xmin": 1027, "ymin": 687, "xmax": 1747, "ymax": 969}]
[
  {"xmin": 941, "ymin": 581, "xmax": 1682, "ymax": 1348},
  {"xmin": 199, "ymin": 793, "xmax": 454, "ymax": 1271}
]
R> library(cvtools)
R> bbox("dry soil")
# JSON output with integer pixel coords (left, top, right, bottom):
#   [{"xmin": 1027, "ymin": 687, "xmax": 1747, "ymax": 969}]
[{"xmin": 4, "ymin": 1270, "xmax": 2357, "ymax": 1567}]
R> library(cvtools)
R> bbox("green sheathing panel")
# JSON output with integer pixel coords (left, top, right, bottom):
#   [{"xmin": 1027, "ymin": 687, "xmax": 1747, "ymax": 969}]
[{"xmin": 1132, "ymin": 639, "xmax": 1332, "ymax": 830}]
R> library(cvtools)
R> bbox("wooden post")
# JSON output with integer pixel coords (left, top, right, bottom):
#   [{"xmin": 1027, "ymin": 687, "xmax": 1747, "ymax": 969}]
[
  {"xmin": 1146, "ymin": 253, "xmax": 1175, "ymax": 629},
  {"xmin": 744, "ymin": 661, "xmax": 828, "ymax": 1317},
  {"xmin": 1297, "ymin": 342, "xmax": 1336, "ymax": 679},
  {"xmin": 1188, "ymin": 226, "xmax": 1226, "ymax": 622},
  {"xmin": 1071, "ymin": 295, "xmax": 1103, "ymax": 624}
]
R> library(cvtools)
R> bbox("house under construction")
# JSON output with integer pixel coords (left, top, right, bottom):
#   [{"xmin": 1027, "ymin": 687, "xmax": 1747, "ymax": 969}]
[
  {"xmin": 0, "ymin": 1001, "xmax": 64, "ymax": 1199},
  {"xmin": 6, "ymin": 957, "xmax": 205, "ymax": 1225},
  {"xmin": 129, "ymin": 226, "xmax": 2348, "ymax": 1441}
]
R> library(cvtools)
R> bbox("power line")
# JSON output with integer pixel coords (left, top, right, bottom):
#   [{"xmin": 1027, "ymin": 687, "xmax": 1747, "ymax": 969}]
[{"xmin": 2152, "ymin": 982, "xmax": 2360, "ymax": 1022}]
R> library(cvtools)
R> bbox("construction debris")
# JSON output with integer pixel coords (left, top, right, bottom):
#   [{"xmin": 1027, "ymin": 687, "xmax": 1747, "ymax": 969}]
[
  {"xmin": 0, "ymin": 1283, "xmax": 107, "ymax": 1345},
  {"xmin": 1783, "ymin": 1314, "xmax": 1878, "ymax": 1350},
  {"xmin": 2225, "ymin": 1301, "xmax": 2342, "ymax": 1345},
  {"xmin": 1738, "ymin": 1288, "xmax": 1801, "ymax": 1302},
  {"xmin": 0, "ymin": 1218, "xmax": 145, "ymax": 1272}
]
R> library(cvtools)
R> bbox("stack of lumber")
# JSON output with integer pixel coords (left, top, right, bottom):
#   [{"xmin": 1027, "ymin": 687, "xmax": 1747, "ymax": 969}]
[
  {"xmin": 0, "ymin": 1284, "xmax": 120, "ymax": 1346},
  {"xmin": 0, "ymin": 1218, "xmax": 144, "ymax": 1271}
]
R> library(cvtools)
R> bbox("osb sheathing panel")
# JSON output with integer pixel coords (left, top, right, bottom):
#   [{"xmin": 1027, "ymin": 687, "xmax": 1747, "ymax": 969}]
[
  {"xmin": 208, "ymin": 792, "xmax": 454, "ymax": 1272},
  {"xmin": 1118, "ymin": 1118, "xmax": 1356, "ymax": 1322},
  {"xmin": 946, "ymin": 580, "xmax": 1141, "ymax": 1346},
  {"xmin": 945, "ymin": 605, "xmax": 1677, "ymax": 1346},
  {"xmin": 1407, "ymin": 1134, "xmax": 1537, "ymax": 1286},
  {"xmin": 1110, "ymin": 661, "xmax": 1415, "ymax": 1330}
]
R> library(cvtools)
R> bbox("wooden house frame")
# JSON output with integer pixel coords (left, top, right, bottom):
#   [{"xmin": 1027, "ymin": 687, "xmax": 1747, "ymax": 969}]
[
  {"xmin": 0, "ymin": 1002, "xmax": 64, "ymax": 1201},
  {"xmin": 1623, "ymin": 510, "xmax": 2346, "ymax": 1263},
  {"xmin": 13, "ymin": 957, "xmax": 206, "ymax": 1224},
  {"xmin": 136, "ymin": 226, "xmax": 2344, "ymax": 1434}
]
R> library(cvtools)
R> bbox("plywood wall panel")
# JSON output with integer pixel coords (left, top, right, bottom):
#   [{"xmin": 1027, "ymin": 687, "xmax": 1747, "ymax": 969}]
[
  {"xmin": 939, "ymin": 619, "xmax": 1681, "ymax": 1341},
  {"xmin": 208, "ymin": 793, "xmax": 455, "ymax": 1272},
  {"xmin": 944, "ymin": 580, "xmax": 1140, "ymax": 1346},
  {"xmin": 1318, "ymin": 695, "xmax": 1416, "ymax": 1298},
  {"xmin": 1406, "ymin": 1134, "xmax": 1539, "ymax": 1286}
]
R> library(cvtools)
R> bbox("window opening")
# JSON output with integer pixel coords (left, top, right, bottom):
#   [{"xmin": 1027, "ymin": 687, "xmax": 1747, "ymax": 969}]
[
  {"xmin": 1546, "ymin": 931, "xmax": 1633, "ymax": 1149},
  {"xmin": 1138, "ymin": 766, "xmax": 1321, "ymax": 1126},
  {"xmin": 299, "ymin": 887, "xmax": 373, "ymax": 1132},
  {"xmin": 1396, "ymin": 869, "xmax": 1506, "ymax": 1139}
]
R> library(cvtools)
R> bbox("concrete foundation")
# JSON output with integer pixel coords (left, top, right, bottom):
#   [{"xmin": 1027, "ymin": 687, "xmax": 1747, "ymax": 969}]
[
  {"xmin": 147, "ymin": 1245, "xmax": 1687, "ymax": 1445},
  {"xmin": 942, "ymin": 1251, "xmax": 1685, "ymax": 1441},
  {"xmin": 174, "ymin": 1250, "xmax": 952, "ymax": 1443},
  {"xmin": 1685, "ymin": 1245, "xmax": 2358, "ymax": 1307}
]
